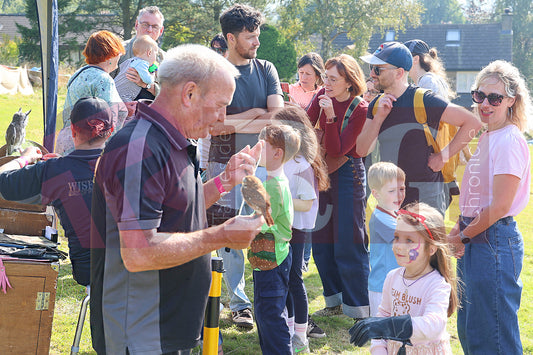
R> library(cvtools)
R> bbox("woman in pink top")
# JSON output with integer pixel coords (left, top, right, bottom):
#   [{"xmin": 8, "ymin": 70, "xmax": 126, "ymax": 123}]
[
  {"xmin": 449, "ymin": 60, "xmax": 531, "ymax": 355},
  {"xmin": 289, "ymin": 53, "xmax": 324, "ymax": 110}
]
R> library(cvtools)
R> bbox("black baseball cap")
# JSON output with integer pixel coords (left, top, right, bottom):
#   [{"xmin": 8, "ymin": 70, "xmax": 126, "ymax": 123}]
[
  {"xmin": 360, "ymin": 42, "xmax": 413, "ymax": 71},
  {"xmin": 404, "ymin": 39, "xmax": 430, "ymax": 56},
  {"xmin": 70, "ymin": 97, "xmax": 113, "ymax": 129}
]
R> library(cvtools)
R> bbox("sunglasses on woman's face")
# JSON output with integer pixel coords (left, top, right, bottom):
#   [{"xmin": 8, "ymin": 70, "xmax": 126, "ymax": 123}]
[{"xmin": 471, "ymin": 90, "xmax": 506, "ymax": 106}]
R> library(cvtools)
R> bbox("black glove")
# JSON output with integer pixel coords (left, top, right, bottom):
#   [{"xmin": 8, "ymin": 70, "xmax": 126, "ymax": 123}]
[{"xmin": 349, "ymin": 315, "xmax": 413, "ymax": 346}]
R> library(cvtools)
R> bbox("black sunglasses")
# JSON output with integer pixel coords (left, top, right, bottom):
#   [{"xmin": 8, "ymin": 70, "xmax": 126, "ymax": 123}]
[
  {"xmin": 370, "ymin": 64, "xmax": 397, "ymax": 76},
  {"xmin": 471, "ymin": 90, "xmax": 506, "ymax": 106}
]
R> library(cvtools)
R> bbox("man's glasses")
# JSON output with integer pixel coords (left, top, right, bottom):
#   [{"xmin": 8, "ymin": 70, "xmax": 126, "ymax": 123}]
[
  {"xmin": 370, "ymin": 65, "xmax": 397, "ymax": 76},
  {"xmin": 471, "ymin": 90, "xmax": 506, "ymax": 106},
  {"xmin": 140, "ymin": 22, "xmax": 161, "ymax": 31},
  {"xmin": 211, "ymin": 47, "xmax": 227, "ymax": 55},
  {"xmin": 397, "ymin": 209, "xmax": 434, "ymax": 240}
]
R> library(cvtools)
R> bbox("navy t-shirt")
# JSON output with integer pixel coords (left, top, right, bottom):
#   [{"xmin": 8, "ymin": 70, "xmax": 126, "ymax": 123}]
[
  {"xmin": 0, "ymin": 149, "xmax": 101, "ymax": 286},
  {"xmin": 367, "ymin": 85, "xmax": 448, "ymax": 205}
]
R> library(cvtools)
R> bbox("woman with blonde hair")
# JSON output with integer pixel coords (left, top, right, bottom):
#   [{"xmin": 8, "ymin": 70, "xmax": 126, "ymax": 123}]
[
  {"xmin": 449, "ymin": 60, "xmax": 531, "ymax": 355},
  {"xmin": 306, "ymin": 54, "xmax": 370, "ymax": 319}
]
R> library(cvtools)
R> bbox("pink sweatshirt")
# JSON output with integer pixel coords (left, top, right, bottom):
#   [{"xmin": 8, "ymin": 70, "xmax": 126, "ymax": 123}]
[{"xmin": 371, "ymin": 267, "xmax": 453, "ymax": 355}]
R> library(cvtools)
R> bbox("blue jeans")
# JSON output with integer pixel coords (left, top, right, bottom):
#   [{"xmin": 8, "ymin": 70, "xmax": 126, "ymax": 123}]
[
  {"xmin": 286, "ymin": 229, "xmax": 309, "ymax": 324},
  {"xmin": 457, "ymin": 216, "xmax": 523, "ymax": 355},
  {"xmin": 312, "ymin": 157, "xmax": 370, "ymax": 318},
  {"xmin": 254, "ymin": 252, "xmax": 292, "ymax": 355},
  {"xmin": 217, "ymin": 247, "xmax": 252, "ymax": 311}
]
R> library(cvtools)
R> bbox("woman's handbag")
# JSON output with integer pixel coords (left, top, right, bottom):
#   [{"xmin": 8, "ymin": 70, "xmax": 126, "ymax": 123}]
[{"xmin": 314, "ymin": 96, "xmax": 362, "ymax": 174}]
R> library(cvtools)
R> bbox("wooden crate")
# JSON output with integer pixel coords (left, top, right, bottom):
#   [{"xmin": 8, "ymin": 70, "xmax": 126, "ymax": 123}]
[{"xmin": 0, "ymin": 259, "xmax": 59, "ymax": 354}]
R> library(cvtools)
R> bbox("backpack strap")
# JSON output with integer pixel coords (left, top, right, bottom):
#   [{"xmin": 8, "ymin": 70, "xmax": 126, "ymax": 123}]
[
  {"xmin": 341, "ymin": 96, "xmax": 362, "ymax": 132},
  {"xmin": 413, "ymin": 88, "xmax": 439, "ymax": 152}
]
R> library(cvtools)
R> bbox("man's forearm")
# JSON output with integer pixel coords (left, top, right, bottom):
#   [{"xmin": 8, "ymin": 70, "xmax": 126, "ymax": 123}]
[{"xmin": 356, "ymin": 118, "xmax": 383, "ymax": 157}]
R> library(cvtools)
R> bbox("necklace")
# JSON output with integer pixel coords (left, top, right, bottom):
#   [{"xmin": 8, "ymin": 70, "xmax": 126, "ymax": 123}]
[{"xmin": 401, "ymin": 268, "xmax": 435, "ymax": 297}]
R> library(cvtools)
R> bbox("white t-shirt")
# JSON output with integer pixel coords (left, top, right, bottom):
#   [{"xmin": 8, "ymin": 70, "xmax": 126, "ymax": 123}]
[
  {"xmin": 418, "ymin": 72, "xmax": 450, "ymax": 101},
  {"xmin": 283, "ymin": 155, "xmax": 318, "ymax": 230},
  {"xmin": 371, "ymin": 267, "xmax": 452, "ymax": 355},
  {"xmin": 460, "ymin": 124, "xmax": 531, "ymax": 218}
]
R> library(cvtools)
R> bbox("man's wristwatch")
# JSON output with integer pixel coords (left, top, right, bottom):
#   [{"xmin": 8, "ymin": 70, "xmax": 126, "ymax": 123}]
[
  {"xmin": 145, "ymin": 83, "xmax": 152, "ymax": 90},
  {"xmin": 459, "ymin": 231, "xmax": 471, "ymax": 244}
]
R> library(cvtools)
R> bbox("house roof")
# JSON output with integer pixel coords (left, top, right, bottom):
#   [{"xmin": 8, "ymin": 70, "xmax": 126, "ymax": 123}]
[
  {"xmin": 0, "ymin": 14, "xmax": 123, "ymax": 45},
  {"xmin": 334, "ymin": 21, "xmax": 513, "ymax": 71},
  {"xmin": 0, "ymin": 14, "xmax": 29, "ymax": 40}
]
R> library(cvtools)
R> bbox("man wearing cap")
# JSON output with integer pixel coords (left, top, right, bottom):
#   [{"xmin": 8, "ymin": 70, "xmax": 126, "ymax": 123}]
[
  {"xmin": 90, "ymin": 44, "xmax": 264, "ymax": 354},
  {"xmin": 357, "ymin": 42, "xmax": 481, "ymax": 213},
  {"xmin": 0, "ymin": 97, "xmax": 115, "ymax": 287}
]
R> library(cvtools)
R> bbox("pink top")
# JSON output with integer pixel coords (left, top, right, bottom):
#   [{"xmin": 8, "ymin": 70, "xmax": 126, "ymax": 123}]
[
  {"xmin": 288, "ymin": 82, "xmax": 321, "ymax": 109},
  {"xmin": 460, "ymin": 124, "xmax": 531, "ymax": 218},
  {"xmin": 371, "ymin": 268, "xmax": 452, "ymax": 355}
]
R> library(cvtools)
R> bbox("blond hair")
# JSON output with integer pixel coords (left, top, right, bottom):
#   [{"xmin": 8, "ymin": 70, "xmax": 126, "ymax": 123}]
[
  {"xmin": 367, "ymin": 162, "xmax": 405, "ymax": 191},
  {"xmin": 473, "ymin": 60, "xmax": 532, "ymax": 132},
  {"xmin": 132, "ymin": 35, "xmax": 158, "ymax": 57},
  {"xmin": 398, "ymin": 202, "xmax": 458, "ymax": 317},
  {"xmin": 259, "ymin": 124, "xmax": 301, "ymax": 164}
]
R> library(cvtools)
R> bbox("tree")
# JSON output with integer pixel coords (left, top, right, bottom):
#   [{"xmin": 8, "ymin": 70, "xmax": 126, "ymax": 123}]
[
  {"xmin": 277, "ymin": 0, "xmax": 423, "ymax": 60},
  {"xmin": 257, "ymin": 24, "xmax": 297, "ymax": 81},
  {"xmin": 464, "ymin": 0, "xmax": 493, "ymax": 24},
  {"xmin": 494, "ymin": 0, "xmax": 533, "ymax": 88},
  {"xmin": 420, "ymin": 0, "xmax": 465, "ymax": 24},
  {"xmin": 17, "ymin": 0, "xmax": 92, "ymax": 64},
  {"xmin": 1, "ymin": 0, "xmax": 25, "ymax": 13}
]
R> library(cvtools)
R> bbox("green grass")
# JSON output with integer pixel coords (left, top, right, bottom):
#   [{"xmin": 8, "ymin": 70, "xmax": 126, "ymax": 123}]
[{"xmin": 1, "ymin": 91, "xmax": 532, "ymax": 354}]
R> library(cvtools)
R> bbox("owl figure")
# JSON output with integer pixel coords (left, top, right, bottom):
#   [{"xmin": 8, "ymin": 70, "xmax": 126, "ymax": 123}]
[
  {"xmin": 241, "ymin": 175, "xmax": 274, "ymax": 226},
  {"xmin": 5, "ymin": 108, "xmax": 30, "ymax": 156}
]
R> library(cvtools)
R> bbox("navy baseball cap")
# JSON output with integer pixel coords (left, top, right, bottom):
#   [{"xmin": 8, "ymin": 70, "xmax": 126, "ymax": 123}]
[
  {"xmin": 360, "ymin": 42, "xmax": 413, "ymax": 71},
  {"xmin": 70, "ymin": 97, "xmax": 113, "ymax": 129},
  {"xmin": 404, "ymin": 39, "xmax": 430, "ymax": 56}
]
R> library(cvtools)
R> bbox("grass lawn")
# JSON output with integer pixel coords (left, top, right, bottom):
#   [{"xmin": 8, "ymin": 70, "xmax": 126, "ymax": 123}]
[{"xmin": 1, "ymin": 90, "xmax": 532, "ymax": 354}]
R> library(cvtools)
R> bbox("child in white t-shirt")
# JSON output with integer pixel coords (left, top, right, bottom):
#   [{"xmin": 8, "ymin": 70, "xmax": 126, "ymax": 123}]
[
  {"xmin": 367, "ymin": 162, "xmax": 405, "ymax": 316},
  {"xmin": 350, "ymin": 202, "xmax": 458, "ymax": 355},
  {"xmin": 114, "ymin": 35, "xmax": 158, "ymax": 102}
]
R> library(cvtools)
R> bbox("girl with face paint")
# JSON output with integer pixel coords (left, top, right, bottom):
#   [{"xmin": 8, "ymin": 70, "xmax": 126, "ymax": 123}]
[{"xmin": 351, "ymin": 203, "xmax": 458, "ymax": 354}]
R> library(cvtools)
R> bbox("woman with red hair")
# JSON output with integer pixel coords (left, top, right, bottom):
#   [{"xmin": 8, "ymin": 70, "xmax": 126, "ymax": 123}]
[{"xmin": 57, "ymin": 30, "xmax": 131, "ymax": 155}]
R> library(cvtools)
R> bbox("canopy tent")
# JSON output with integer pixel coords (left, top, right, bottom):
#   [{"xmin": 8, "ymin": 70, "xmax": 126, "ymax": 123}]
[{"xmin": 35, "ymin": 0, "xmax": 58, "ymax": 152}]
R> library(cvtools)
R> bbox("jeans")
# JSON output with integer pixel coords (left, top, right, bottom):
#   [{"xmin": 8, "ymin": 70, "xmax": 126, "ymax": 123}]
[
  {"xmin": 216, "ymin": 247, "xmax": 252, "ymax": 312},
  {"xmin": 312, "ymin": 157, "xmax": 370, "ymax": 319},
  {"xmin": 254, "ymin": 252, "xmax": 292, "ymax": 355},
  {"xmin": 286, "ymin": 229, "xmax": 309, "ymax": 324},
  {"xmin": 457, "ymin": 216, "xmax": 523, "ymax": 355}
]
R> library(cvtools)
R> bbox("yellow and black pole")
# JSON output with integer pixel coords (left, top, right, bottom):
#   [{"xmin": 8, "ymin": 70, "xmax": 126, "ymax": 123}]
[{"xmin": 203, "ymin": 256, "xmax": 224, "ymax": 355}]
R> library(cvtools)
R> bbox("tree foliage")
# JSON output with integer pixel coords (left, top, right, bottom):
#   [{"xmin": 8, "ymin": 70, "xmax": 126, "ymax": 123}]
[
  {"xmin": 1, "ymin": 0, "xmax": 25, "ymax": 13},
  {"xmin": 18, "ymin": 0, "xmax": 93, "ymax": 64},
  {"xmin": 464, "ymin": 0, "xmax": 493, "ymax": 24},
  {"xmin": 494, "ymin": 0, "xmax": 533, "ymax": 88},
  {"xmin": 277, "ymin": 0, "xmax": 423, "ymax": 60},
  {"xmin": 257, "ymin": 24, "xmax": 297, "ymax": 81},
  {"xmin": 420, "ymin": 0, "xmax": 465, "ymax": 24}
]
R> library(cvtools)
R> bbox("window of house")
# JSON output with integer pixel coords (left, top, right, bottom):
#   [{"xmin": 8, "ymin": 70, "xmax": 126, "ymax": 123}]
[
  {"xmin": 456, "ymin": 71, "xmax": 478, "ymax": 93},
  {"xmin": 385, "ymin": 30, "xmax": 395, "ymax": 41},
  {"xmin": 446, "ymin": 29, "xmax": 461, "ymax": 46}
]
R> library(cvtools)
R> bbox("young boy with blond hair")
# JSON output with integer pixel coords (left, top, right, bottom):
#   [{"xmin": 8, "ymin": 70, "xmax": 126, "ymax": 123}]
[
  {"xmin": 367, "ymin": 162, "xmax": 406, "ymax": 316},
  {"xmin": 249, "ymin": 124, "xmax": 300, "ymax": 355},
  {"xmin": 114, "ymin": 35, "xmax": 158, "ymax": 102}
]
